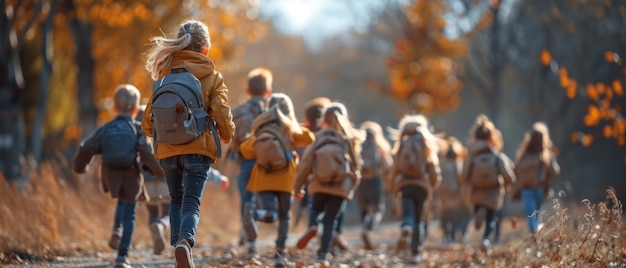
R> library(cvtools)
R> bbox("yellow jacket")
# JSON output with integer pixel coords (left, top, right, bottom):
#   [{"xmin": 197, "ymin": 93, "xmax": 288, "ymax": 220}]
[
  {"xmin": 241, "ymin": 126, "xmax": 314, "ymax": 194},
  {"xmin": 142, "ymin": 50, "xmax": 235, "ymax": 161}
]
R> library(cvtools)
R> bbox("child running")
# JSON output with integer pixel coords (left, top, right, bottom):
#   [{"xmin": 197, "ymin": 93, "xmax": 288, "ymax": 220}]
[
  {"xmin": 294, "ymin": 102, "xmax": 363, "ymax": 267},
  {"xmin": 356, "ymin": 120, "xmax": 393, "ymax": 250},
  {"xmin": 511, "ymin": 122, "xmax": 560, "ymax": 235},
  {"xmin": 73, "ymin": 84, "xmax": 165, "ymax": 268},
  {"xmin": 142, "ymin": 19, "xmax": 235, "ymax": 268},
  {"xmin": 387, "ymin": 114, "xmax": 441, "ymax": 264},
  {"xmin": 240, "ymin": 93, "xmax": 315, "ymax": 267},
  {"xmin": 459, "ymin": 114, "xmax": 515, "ymax": 252}
]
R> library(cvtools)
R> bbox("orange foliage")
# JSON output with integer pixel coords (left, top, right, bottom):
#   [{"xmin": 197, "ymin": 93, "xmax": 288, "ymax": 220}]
[
  {"xmin": 386, "ymin": 0, "xmax": 466, "ymax": 114},
  {"xmin": 613, "ymin": 80, "xmax": 623, "ymax": 96}
]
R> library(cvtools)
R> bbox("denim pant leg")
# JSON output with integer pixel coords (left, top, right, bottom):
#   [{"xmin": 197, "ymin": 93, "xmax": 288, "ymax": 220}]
[
  {"xmin": 522, "ymin": 188, "xmax": 544, "ymax": 233},
  {"xmin": 237, "ymin": 159, "xmax": 256, "ymax": 215},
  {"xmin": 482, "ymin": 207, "xmax": 496, "ymax": 240},
  {"xmin": 112, "ymin": 200, "xmax": 124, "ymax": 235},
  {"xmin": 401, "ymin": 195, "xmax": 416, "ymax": 230},
  {"xmin": 276, "ymin": 192, "xmax": 292, "ymax": 249},
  {"xmin": 161, "ymin": 154, "xmax": 210, "ymax": 247},
  {"xmin": 118, "ymin": 200, "xmax": 138, "ymax": 257}
]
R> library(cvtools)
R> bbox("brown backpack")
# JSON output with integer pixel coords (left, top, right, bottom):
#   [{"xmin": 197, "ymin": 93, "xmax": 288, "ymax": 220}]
[
  {"xmin": 395, "ymin": 132, "xmax": 427, "ymax": 179},
  {"xmin": 360, "ymin": 132, "xmax": 381, "ymax": 179},
  {"xmin": 231, "ymin": 100, "xmax": 264, "ymax": 152},
  {"xmin": 313, "ymin": 132, "xmax": 354, "ymax": 184},
  {"xmin": 515, "ymin": 153, "xmax": 545, "ymax": 189},
  {"xmin": 253, "ymin": 121, "xmax": 293, "ymax": 173},
  {"xmin": 468, "ymin": 151, "xmax": 500, "ymax": 190}
]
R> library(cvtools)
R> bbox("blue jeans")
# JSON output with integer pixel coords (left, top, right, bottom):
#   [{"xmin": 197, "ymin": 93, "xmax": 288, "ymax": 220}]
[
  {"xmin": 160, "ymin": 154, "xmax": 211, "ymax": 247},
  {"xmin": 114, "ymin": 200, "xmax": 137, "ymax": 257},
  {"xmin": 400, "ymin": 186, "xmax": 427, "ymax": 255},
  {"xmin": 237, "ymin": 158, "xmax": 256, "ymax": 242},
  {"xmin": 257, "ymin": 191, "xmax": 292, "ymax": 249},
  {"xmin": 522, "ymin": 188, "xmax": 545, "ymax": 233}
]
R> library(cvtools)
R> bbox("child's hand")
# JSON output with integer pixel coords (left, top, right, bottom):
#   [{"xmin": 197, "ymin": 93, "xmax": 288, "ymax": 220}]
[{"xmin": 219, "ymin": 176, "xmax": 229, "ymax": 190}]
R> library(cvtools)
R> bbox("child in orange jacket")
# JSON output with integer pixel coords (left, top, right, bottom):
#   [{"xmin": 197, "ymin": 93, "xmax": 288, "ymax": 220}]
[{"xmin": 240, "ymin": 93, "xmax": 314, "ymax": 267}]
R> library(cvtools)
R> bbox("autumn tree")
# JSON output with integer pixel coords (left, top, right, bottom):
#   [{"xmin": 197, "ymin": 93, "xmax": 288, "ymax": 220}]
[{"xmin": 386, "ymin": 0, "xmax": 467, "ymax": 116}]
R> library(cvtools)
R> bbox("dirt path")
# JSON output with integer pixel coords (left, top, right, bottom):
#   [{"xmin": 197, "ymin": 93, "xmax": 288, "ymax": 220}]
[{"xmin": 9, "ymin": 218, "xmax": 529, "ymax": 268}]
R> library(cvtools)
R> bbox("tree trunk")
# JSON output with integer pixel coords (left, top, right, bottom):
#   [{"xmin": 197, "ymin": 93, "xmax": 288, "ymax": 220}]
[
  {"xmin": 0, "ymin": 0, "xmax": 28, "ymax": 182},
  {"xmin": 488, "ymin": 4, "xmax": 502, "ymax": 124},
  {"xmin": 68, "ymin": 17, "xmax": 97, "ymax": 139},
  {"xmin": 32, "ymin": 0, "xmax": 58, "ymax": 162}
]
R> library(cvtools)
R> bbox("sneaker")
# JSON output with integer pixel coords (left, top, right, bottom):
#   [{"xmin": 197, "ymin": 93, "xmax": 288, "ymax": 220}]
[
  {"xmin": 114, "ymin": 255, "xmax": 131, "ymax": 268},
  {"xmin": 315, "ymin": 256, "xmax": 330, "ymax": 268},
  {"xmin": 396, "ymin": 227, "xmax": 411, "ymax": 251},
  {"xmin": 480, "ymin": 238, "xmax": 491, "ymax": 252},
  {"xmin": 246, "ymin": 247, "xmax": 260, "ymax": 260},
  {"xmin": 108, "ymin": 234, "xmax": 121, "ymax": 250},
  {"xmin": 274, "ymin": 251, "xmax": 287, "ymax": 268},
  {"xmin": 175, "ymin": 238, "xmax": 195, "ymax": 268},
  {"xmin": 333, "ymin": 233, "xmax": 349, "ymax": 251},
  {"xmin": 361, "ymin": 231, "xmax": 374, "ymax": 250},
  {"xmin": 474, "ymin": 207, "xmax": 487, "ymax": 230},
  {"xmin": 150, "ymin": 222, "xmax": 167, "ymax": 255},
  {"xmin": 296, "ymin": 225, "xmax": 318, "ymax": 249},
  {"xmin": 407, "ymin": 254, "xmax": 421, "ymax": 264},
  {"xmin": 243, "ymin": 202, "xmax": 258, "ymax": 241}
]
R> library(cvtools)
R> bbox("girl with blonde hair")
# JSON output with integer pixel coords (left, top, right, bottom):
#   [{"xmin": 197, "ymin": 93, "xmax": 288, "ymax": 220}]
[
  {"xmin": 239, "ymin": 93, "xmax": 314, "ymax": 266},
  {"xmin": 459, "ymin": 114, "xmax": 515, "ymax": 251},
  {"xmin": 355, "ymin": 120, "xmax": 393, "ymax": 250},
  {"xmin": 512, "ymin": 122, "xmax": 560, "ymax": 234},
  {"xmin": 142, "ymin": 19, "xmax": 235, "ymax": 268},
  {"xmin": 387, "ymin": 114, "xmax": 441, "ymax": 264},
  {"xmin": 294, "ymin": 102, "xmax": 364, "ymax": 266}
]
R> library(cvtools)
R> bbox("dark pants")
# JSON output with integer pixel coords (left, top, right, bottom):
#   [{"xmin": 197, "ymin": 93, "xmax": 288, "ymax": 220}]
[
  {"xmin": 257, "ymin": 191, "xmax": 292, "ymax": 249},
  {"xmin": 160, "ymin": 154, "xmax": 211, "ymax": 247},
  {"xmin": 474, "ymin": 204, "xmax": 496, "ymax": 241},
  {"xmin": 309, "ymin": 193, "xmax": 346, "ymax": 256},
  {"xmin": 400, "ymin": 186, "xmax": 428, "ymax": 255},
  {"xmin": 356, "ymin": 178, "xmax": 384, "ymax": 230}
]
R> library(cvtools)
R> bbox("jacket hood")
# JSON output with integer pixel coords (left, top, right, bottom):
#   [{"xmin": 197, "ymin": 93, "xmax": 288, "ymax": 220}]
[
  {"xmin": 161, "ymin": 50, "xmax": 216, "ymax": 79},
  {"xmin": 466, "ymin": 140, "xmax": 494, "ymax": 155}
]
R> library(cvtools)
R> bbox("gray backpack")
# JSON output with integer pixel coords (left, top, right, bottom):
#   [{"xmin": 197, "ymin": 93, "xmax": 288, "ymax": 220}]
[{"xmin": 151, "ymin": 67, "xmax": 220, "ymax": 155}]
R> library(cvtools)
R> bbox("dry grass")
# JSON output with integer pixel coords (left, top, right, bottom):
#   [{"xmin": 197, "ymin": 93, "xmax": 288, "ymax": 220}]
[
  {"xmin": 0, "ymin": 161, "xmax": 624, "ymax": 267},
  {"xmin": 0, "ymin": 161, "xmax": 241, "ymax": 265},
  {"xmin": 508, "ymin": 189, "xmax": 625, "ymax": 267}
]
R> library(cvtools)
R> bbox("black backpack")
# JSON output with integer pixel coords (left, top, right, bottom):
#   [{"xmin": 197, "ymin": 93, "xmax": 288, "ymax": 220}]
[{"xmin": 101, "ymin": 118, "xmax": 138, "ymax": 169}]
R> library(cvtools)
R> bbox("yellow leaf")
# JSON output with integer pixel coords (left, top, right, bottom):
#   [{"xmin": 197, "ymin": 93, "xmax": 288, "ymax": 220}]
[
  {"xmin": 586, "ymin": 84, "xmax": 598, "ymax": 101},
  {"xmin": 605, "ymin": 51, "xmax": 614, "ymax": 62},
  {"xmin": 540, "ymin": 49, "xmax": 551, "ymax": 66},
  {"xmin": 603, "ymin": 125, "xmax": 613, "ymax": 138},
  {"xmin": 581, "ymin": 134, "xmax": 593, "ymax": 147},
  {"xmin": 566, "ymin": 85, "xmax": 576, "ymax": 99},
  {"xmin": 613, "ymin": 80, "xmax": 623, "ymax": 96}
]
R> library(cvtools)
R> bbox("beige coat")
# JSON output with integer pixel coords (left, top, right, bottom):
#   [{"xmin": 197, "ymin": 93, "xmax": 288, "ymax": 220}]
[
  {"xmin": 294, "ymin": 129, "xmax": 362, "ymax": 200},
  {"xmin": 459, "ymin": 140, "xmax": 515, "ymax": 210}
]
